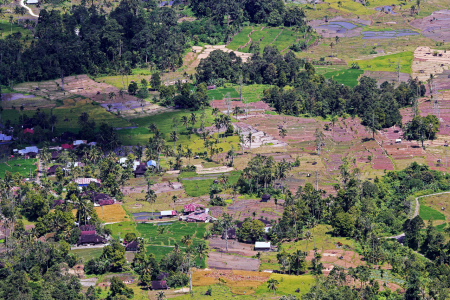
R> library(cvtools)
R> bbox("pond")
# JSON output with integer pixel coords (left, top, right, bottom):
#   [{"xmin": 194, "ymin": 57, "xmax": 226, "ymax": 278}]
[
  {"xmin": 1, "ymin": 93, "xmax": 36, "ymax": 101},
  {"xmin": 375, "ymin": 6, "xmax": 398, "ymax": 14},
  {"xmin": 362, "ymin": 30, "xmax": 419, "ymax": 39},
  {"xmin": 317, "ymin": 21, "xmax": 358, "ymax": 32},
  {"xmin": 156, "ymin": 222, "xmax": 174, "ymax": 226}
]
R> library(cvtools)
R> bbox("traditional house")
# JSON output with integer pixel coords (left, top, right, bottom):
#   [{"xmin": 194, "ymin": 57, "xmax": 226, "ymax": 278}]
[
  {"xmin": 79, "ymin": 225, "xmax": 95, "ymax": 231},
  {"xmin": 51, "ymin": 151, "xmax": 60, "ymax": 160},
  {"xmin": 47, "ymin": 165, "xmax": 63, "ymax": 176},
  {"xmin": 151, "ymin": 281, "xmax": 169, "ymax": 290},
  {"xmin": 77, "ymin": 234, "xmax": 107, "ymax": 246},
  {"xmin": 98, "ymin": 199, "xmax": 115, "ymax": 206},
  {"xmin": 261, "ymin": 194, "xmax": 271, "ymax": 202},
  {"xmin": 125, "ymin": 240, "xmax": 139, "ymax": 252},
  {"xmin": 133, "ymin": 164, "xmax": 147, "ymax": 178}
]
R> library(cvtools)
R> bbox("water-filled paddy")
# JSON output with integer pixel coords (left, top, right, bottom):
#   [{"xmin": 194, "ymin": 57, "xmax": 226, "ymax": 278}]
[{"xmin": 362, "ymin": 30, "xmax": 419, "ymax": 39}]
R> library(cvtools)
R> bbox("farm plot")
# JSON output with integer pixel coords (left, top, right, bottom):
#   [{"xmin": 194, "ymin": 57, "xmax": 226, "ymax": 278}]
[
  {"xmin": 207, "ymin": 252, "xmax": 260, "ymax": 271},
  {"xmin": 410, "ymin": 10, "xmax": 450, "ymax": 43},
  {"xmin": 357, "ymin": 51, "xmax": 414, "ymax": 73},
  {"xmin": 0, "ymin": 158, "xmax": 37, "ymax": 179},
  {"xmin": 323, "ymin": 68, "xmax": 364, "ymax": 87},
  {"xmin": 207, "ymin": 87, "xmax": 240, "ymax": 100},
  {"xmin": 137, "ymin": 222, "xmax": 208, "ymax": 247},
  {"xmin": 419, "ymin": 193, "xmax": 449, "ymax": 224},
  {"xmin": 94, "ymin": 204, "xmax": 129, "ymax": 223},
  {"xmin": 227, "ymin": 27, "xmax": 254, "ymax": 51}
]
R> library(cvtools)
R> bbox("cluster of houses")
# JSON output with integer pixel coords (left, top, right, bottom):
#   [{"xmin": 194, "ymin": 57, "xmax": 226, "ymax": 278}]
[{"xmin": 180, "ymin": 203, "xmax": 216, "ymax": 223}]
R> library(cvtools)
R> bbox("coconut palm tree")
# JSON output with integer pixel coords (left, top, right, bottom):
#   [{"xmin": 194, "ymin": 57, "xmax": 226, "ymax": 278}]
[
  {"xmin": 267, "ymin": 278, "xmax": 279, "ymax": 296},
  {"xmin": 279, "ymin": 128, "xmax": 287, "ymax": 152},
  {"xmin": 170, "ymin": 131, "xmax": 178, "ymax": 152},
  {"xmin": 212, "ymin": 107, "xmax": 219, "ymax": 117},
  {"xmin": 145, "ymin": 185, "xmax": 157, "ymax": 222},
  {"xmin": 181, "ymin": 115, "xmax": 189, "ymax": 129},
  {"xmin": 189, "ymin": 113, "xmax": 197, "ymax": 131},
  {"xmin": 148, "ymin": 123, "xmax": 158, "ymax": 133},
  {"xmin": 156, "ymin": 291, "xmax": 166, "ymax": 300},
  {"xmin": 246, "ymin": 132, "xmax": 253, "ymax": 152},
  {"xmin": 181, "ymin": 235, "xmax": 194, "ymax": 293},
  {"xmin": 185, "ymin": 147, "xmax": 193, "ymax": 164}
]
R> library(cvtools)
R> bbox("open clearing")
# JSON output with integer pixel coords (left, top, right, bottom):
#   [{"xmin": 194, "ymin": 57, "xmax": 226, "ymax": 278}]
[{"xmin": 94, "ymin": 204, "xmax": 129, "ymax": 223}]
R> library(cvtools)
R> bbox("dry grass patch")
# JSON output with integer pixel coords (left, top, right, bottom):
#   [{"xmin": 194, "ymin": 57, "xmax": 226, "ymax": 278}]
[{"xmin": 94, "ymin": 204, "xmax": 128, "ymax": 223}]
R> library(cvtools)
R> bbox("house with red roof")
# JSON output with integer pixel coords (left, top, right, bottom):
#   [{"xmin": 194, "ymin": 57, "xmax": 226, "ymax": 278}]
[
  {"xmin": 23, "ymin": 128, "xmax": 34, "ymax": 134},
  {"xmin": 61, "ymin": 144, "xmax": 74, "ymax": 150}
]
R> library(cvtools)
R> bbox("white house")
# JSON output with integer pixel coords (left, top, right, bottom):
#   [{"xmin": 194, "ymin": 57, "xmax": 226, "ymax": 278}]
[
  {"xmin": 27, "ymin": 0, "xmax": 38, "ymax": 4},
  {"xmin": 73, "ymin": 140, "xmax": 87, "ymax": 146}
]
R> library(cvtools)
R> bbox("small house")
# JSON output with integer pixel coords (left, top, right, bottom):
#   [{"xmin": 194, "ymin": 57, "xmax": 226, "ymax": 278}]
[
  {"xmin": 26, "ymin": 0, "xmax": 38, "ymax": 4},
  {"xmin": 160, "ymin": 210, "xmax": 177, "ymax": 218},
  {"xmin": 151, "ymin": 280, "xmax": 169, "ymax": 290},
  {"xmin": 61, "ymin": 144, "xmax": 74, "ymax": 150},
  {"xmin": 98, "ymin": 199, "xmax": 115, "ymax": 206},
  {"xmin": 51, "ymin": 151, "xmax": 60, "ymax": 160},
  {"xmin": 261, "ymin": 194, "xmax": 271, "ymax": 202},
  {"xmin": 254, "ymin": 242, "xmax": 271, "ymax": 251},
  {"xmin": 207, "ymin": 85, "xmax": 217, "ymax": 90},
  {"xmin": 47, "ymin": 165, "xmax": 63, "ymax": 176},
  {"xmin": 395, "ymin": 139, "xmax": 402, "ymax": 144},
  {"xmin": 23, "ymin": 128, "xmax": 34, "ymax": 134},
  {"xmin": 133, "ymin": 164, "xmax": 147, "ymax": 178},
  {"xmin": 146, "ymin": 160, "xmax": 157, "ymax": 168},
  {"xmin": 125, "ymin": 240, "xmax": 140, "ymax": 252},
  {"xmin": 78, "ymin": 234, "xmax": 107, "ymax": 246},
  {"xmin": 73, "ymin": 140, "xmax": 87, "ymax": 146},
  {"xmin": 0, "ymin": 134, "xmax": 12, "ymax": 142},
  {"xmin": 74, "ymin": 178, "xmax": 100, "ymax": 187}
]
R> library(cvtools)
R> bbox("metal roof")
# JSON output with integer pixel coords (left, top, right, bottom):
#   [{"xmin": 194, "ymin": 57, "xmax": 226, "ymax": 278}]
[{"xmin": 255, "ymin": 242, "xmax": 270, "ymax": 248}]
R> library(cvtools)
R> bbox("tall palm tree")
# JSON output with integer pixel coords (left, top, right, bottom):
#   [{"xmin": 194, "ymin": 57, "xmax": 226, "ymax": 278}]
[
  {"xmin": 181, "ymin": 116, "xmax": 189, "ymax": 129},
  {"xmin": 246, "ymin": 132, "xmax": 253, "ymax": 152},
  {"xmin": 214, "ymin": 117, "xmax": 222, "ymax": 139},
  {"xmin": 279, "ymin": 128, "xmax": 287, "ymax": 153},
  {"xmin": 185, "ymin": 147, "xmax": 193, "ymax": 165},
  {"xmin": 212, "ymin": 107, "xmax": 219, "ymax": 117},
  {"xmin": 170, "ymin": 131, "xmax": 178, "ymax": 152},
  {"xmin": 189, "ymin": 113, "xmax": 197, "ymax": 132},
  {"xmin": 181, "ymin": 235, "xmax": 194, "ymax": 293},
  {"xmin": 267, "ymin": 278, "xmax": 279, "ymax": 296},
  {"xmin": 149, "ymin": 123, "xmax": 158, "ymax": 133},
  {"xmin": 145, "ymin": 185, "xmax": 157, "ymax": 222}
]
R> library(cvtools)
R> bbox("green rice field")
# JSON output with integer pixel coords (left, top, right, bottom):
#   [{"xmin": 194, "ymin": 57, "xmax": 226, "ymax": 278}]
[
  {"xmin": 323, "ymin": 68, "xmax": 364, "ymax": 87},
  {"xmin": 0, "ymin": 158, "xmax": 37, "ymax": 179}
]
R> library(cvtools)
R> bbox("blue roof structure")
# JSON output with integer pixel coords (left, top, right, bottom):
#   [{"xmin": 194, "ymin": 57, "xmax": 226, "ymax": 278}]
[
  {"xmin": 159, "ymin": 1, "xmax": 174, "ymax": 6},
  {"xmin": 147, "ymin": 160, "xmax": 157, "ymax": 167}
]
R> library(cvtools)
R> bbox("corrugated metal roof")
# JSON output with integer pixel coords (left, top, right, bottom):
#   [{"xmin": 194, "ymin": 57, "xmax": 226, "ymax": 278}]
[{"xmin": 255, "ymin": 242, "xmax": 270, "ymax": 248}]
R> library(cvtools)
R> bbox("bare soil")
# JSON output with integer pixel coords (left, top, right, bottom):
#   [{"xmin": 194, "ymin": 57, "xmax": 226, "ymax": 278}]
[{"xmin": 207, "ymin": 251, "xmax": 260, "ymax": 271}]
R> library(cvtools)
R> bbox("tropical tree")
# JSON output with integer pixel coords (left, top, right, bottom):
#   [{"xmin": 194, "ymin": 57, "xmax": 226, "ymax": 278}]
[
  {"xmin": 267, "ymin": 278, "xmax": 279, "ymax": 296},
  {"xmin": 156, "ymin": 291, "xmax": 166, "ymax": 300},
  {"xmin": 145, "ymin": 183, "xmax": 157, "ymax": 222},
  {"xmin": 212, "ymin": 107, "xmax": 220, "ymax": 117},
  {"xmin": 170, "ymin": 131, "xmax": 178, "ymax": 151},
  {"xmin": 181, "ymin": 235, "xmax": 194, "ymax": 293},
  {"xmin": 189, "ymin": 113, "xmax": 197, "ymax": 131},
  {"xmin": 246, "ymin": 132, "xmax": 253, "ymax": 152},
  {"xmin": 279, "ymin": 128, "xmax": 287, "ymax": 152},
  {"xmin": 181, "ymin": 115, "xmax": 189, "ymax": 129}
]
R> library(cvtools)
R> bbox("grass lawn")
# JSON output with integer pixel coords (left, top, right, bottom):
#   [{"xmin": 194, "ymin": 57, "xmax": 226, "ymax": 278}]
[
  {"xmin": 207, "ymin": 87, "xmax": 240, "ymax": 100},
  {"xmin": 254, "ymin": 274, "xmax": 315, "ymax": 297},
  {"xmin": 0, "ymin": 22, "xmax": 32, "ymax": 42},
  {"xmin": 123, "ymin": 190, "xmax": 187, "ymax": 213},
  {"xmin": 0, "ymin": 158, "xmax": 37, "ymax": 179},
  {"xmin": 2, "ymin": 99, "xmax": 131, "ymax": 135},
  {"xmin": 235, "ymin": 84, "xmax": 271, "ymax": 103},
  {"xmin": 356, "ymin": 51, "xmax": 414, "ymax": 74},
  {"xmin": 70, "ymin": 248, "xmax": 103, "ymax": 262},
  {"xmin": 179, "ymin": 170, "xmax": 241, "ymax": 197},
  {"xmin": 323, "ymin": 68, "xmax": 364, "ymax": 87},
  {"xmin": 419, "ymin": 205, "xmax": 446, "ymax": 221},
  {"xmin": 109, "ymin": 221, "xmax": 139, "ymax": 241}
]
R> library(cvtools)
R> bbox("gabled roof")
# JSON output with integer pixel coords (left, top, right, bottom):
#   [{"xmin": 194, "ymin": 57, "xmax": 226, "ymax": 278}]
[
  {"xmin": 255, "ymin": 242, "xmax": 270, "ymax": 248},
  {"xmin": 134, "ymin": 164, "xmax": 147, "ymax": 174},
  {"xmin": 61, "ymin": 144, "xmax": 74, "ymax": 150},
  {"xmin": 47, "ymin": 165, "xmax": 63, "ymax": 173},
  {"xmin": 78, "ymin": 234, "xmax": 106, "ymax": 245},
  {"xmin": 74, "ymin": 178, "xmax": 100, "ymax": 185},
  {"xmin": 184, "ymin": 203, "xmax": 205, "ymax": 212},
  {"xmin": 81, "ymin": 230, "xmax": 96, "ymax": 235},
  {"xmin": 24, "ymin": 128, "xmax": 34, "ymax": 134},
  {"xmin": 125, "ymin": 240, "xmax": 139, "ymax": 251},
  {"xmin": 79, "ymin": 225, "xmax": 95, "ymax": 231},
  {"xmin": 151, "ymin": 280, "xmax": 168, "ymax": 290},
  {"xmin": 51, "ymin": 151, "xmax": 60, "ymax": 159},
  {"xmin": 147, "ymin": 160, "xmax": 157, "ymax": 167}
]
